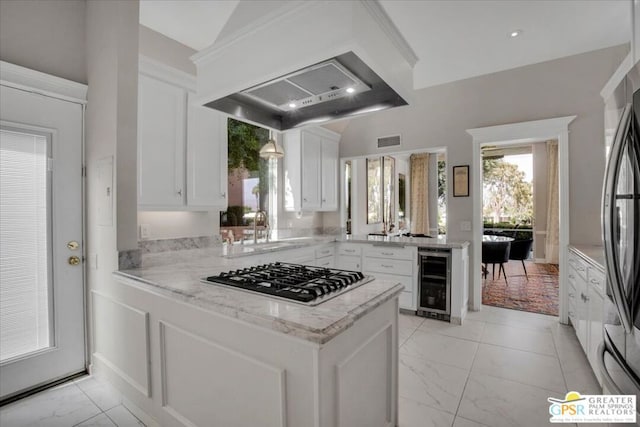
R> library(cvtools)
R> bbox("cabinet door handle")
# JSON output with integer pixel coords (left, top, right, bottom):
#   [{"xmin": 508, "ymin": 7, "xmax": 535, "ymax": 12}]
[
  {"xmin": 568, "ymin": 310, "xmax": 575, "ymax": 317},
  {"xmin": 568, "ymin": 274, "xmax": 575, "ymax": 280},
  {"xmin": 177, "ymin": 189, "xmax": 182, "ymax": 196},
  {"xmin": 303, "ymin": 198, "xmax": 308, "ymax": 202},
  {"xmin": 221, "ymin": 192, "xmax": 226, "ymax": 198},
  {"xmin": 568, "ymin": 292, "xmax": 575, "ymax": 297},
  {"xmin": 322, "ymin": 198, "xmax": 326, "ymax": 202}
]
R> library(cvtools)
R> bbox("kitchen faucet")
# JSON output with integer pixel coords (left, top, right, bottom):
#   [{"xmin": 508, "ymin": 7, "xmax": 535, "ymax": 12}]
[{"xmin": 253, "ymin": 210, "xmax": 269, "ymax": 244}]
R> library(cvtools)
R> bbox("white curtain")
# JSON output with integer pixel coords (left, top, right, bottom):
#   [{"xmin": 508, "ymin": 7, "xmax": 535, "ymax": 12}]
[
  {"xmin": 410, "ymin": 153, "xmax": 430, "ymax": 234},
  {"xmin": 545, "ymin": 140, "xmax": 559, "ymax": 264}
]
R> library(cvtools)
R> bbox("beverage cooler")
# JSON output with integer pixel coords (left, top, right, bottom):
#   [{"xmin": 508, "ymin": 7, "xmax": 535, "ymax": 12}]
[{"xmin": 417, "ymin": 248, "xmax": 451, "ymax": 321}]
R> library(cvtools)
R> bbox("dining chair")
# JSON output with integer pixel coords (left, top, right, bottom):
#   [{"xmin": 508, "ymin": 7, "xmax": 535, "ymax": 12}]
[
  {"xmin": 482, "ymin": 241, "xmax": 511, "ymax": 284},
  {"xmin": 508, "ymin": 238, "xmax": 534, "ymax": 280}
]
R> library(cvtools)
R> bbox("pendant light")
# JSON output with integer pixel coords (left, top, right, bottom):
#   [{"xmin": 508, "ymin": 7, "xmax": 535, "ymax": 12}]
[{"xmin": 259, "ymin": 130, "xmax": 284, "ymax": 159}]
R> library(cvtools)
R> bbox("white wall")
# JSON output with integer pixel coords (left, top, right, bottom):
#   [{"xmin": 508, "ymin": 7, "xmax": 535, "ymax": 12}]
[
  {"xmin": 0, "ymin": 0, "xmax": 86, "ymax": 83},
  {"xmin": 337, "ymin": 44, "xmax": 627, "ymax": 298}
]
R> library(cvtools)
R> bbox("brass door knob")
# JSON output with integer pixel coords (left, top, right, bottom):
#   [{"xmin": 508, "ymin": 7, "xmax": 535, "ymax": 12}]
[{"xmin": 68, "ymin": 256, "xmax": 81, "ymax": 266}]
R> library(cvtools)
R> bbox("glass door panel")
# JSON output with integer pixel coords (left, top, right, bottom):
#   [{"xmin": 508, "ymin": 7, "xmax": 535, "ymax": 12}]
[{"xmin": 0, "ymin": 129, "xmax": 52, "ymax": 362}]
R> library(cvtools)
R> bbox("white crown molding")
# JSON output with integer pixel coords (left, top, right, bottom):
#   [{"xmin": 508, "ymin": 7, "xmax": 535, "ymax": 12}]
[
  {"xmin": 139, "ymin": 55, "xmax": 196, "ymax": 91},
  {"xmin": 466, "ymin": 115, "xmax": 576, "ymax": 144},
  {"xmin": 0, "ymin": 61, "xmax": 87, "ymax": 104},
  {"xmin": 601, "ymin": 52, "xmax": 634, "ymax": 101},
  {"xmin": 360, "ymin": 1, "xmax": 418, "ymax": 67}
]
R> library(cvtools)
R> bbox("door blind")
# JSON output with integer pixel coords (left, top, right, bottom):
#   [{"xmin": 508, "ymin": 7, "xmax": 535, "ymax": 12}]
[{"xmin": 0, "ymin": 129, "xmax": 51, "ymax": 362}]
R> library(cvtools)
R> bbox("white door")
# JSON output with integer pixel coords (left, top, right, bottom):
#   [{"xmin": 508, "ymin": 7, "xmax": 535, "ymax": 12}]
[{"xmin": 0, "ymin": 84, "xmax": 85, "ymax": 401}]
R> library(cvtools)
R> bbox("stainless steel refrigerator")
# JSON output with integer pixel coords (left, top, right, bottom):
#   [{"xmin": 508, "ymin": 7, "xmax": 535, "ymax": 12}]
[{"xmin": 600, "ymin": 63, "xmax": 640, "ymax": 406}]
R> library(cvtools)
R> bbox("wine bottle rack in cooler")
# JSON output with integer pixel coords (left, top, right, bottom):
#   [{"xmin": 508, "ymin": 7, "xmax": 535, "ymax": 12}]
[{"xmin": 417, "ymin": 249, "xmax": 451, "ymax": 321}]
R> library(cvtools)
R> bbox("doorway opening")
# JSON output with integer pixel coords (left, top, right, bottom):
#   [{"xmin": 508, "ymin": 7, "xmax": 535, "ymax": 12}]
[
  {"xmin": 468, "ymin": 116, "xmax": 575, "ymax": 324},
  {"xmin": 481, "ymin": 143, "xmax": 560, "ymax": 316}
]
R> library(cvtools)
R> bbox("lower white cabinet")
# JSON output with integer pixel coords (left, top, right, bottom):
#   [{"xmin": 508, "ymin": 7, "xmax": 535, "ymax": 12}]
[
  {"xmin": 336, "ymin": 243, "xmax": 364, "ymax": 271},
  {"xmin": 363, "ymin": 245, "xmax": 417, "ymax": 311},
  {"xmin": 567, "ymin": 247, "xmax": 605, "ymax": 385},
  {"xmin": 105, "ymin": 273, "xmax": 399, "ymax": 427}
]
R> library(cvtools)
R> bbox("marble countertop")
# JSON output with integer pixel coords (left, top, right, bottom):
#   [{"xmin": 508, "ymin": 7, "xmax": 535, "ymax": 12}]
[
  {"xmin": 570, "ymin": 244, "xmax": 605, "ymax": 271},
  {"xmin": 114, "ymin": 246, "xmax": 403, "ymax": 345},
  {"xmin": 339, "ymin": 234, "xmax": 470, "ymax": 249},
  {"xmin": 220, "ymin": 236, "xmax": 335, "ymax": 258}
]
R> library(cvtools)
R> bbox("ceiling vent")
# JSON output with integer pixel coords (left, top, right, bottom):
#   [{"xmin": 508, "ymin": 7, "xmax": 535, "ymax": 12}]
[{"xmin": 377, "ymin": 135, "xmax": 401, "ymax": 148}]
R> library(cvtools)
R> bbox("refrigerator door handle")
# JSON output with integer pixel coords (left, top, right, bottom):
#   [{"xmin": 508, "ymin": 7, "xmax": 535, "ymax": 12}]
[{"xmin": 602, "ymin": 104, "xmax": 633, "ymax": 333}]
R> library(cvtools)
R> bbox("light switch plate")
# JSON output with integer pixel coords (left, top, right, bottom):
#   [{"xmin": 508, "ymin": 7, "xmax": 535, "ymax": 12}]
[
  {"xmin": 460, "ymin": 221, "xmax": 472, "ymax": 232},
  {"xmin": 140, "ymin": 224, "xmax": 150, "ymax": 239}
]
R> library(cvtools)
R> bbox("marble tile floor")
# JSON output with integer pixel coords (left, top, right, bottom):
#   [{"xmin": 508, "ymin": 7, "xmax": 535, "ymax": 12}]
[
  {"xmin": 399, "ymin": 305, "xmax": 603, "ymax": 427},
  {"xmin": 1, "ymin": 305, "xmax": 600, "ymax": 427},
  {"xmin": 0, "ymin": 376, "xmax": 145, "ymax": 427}
]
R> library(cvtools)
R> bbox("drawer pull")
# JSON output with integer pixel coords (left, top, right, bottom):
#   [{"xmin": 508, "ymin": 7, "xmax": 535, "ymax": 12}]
[
  {"xmin": 568, "ymin": 274, "xmax": 575, "ymax": 280},
  {"xmin": 381, "ymin": 252, "xmax": 395, "ymax": 256},
  {"xmin": 590, "ymin": 279, "xmax": 601, "ymax": 284},
  {"xmin": 381, "ymin": 264, "xmax": 393, "ymax": 268},
  {"xmin": 568, "ymin": 292, "xmax": 575, "ymax": 297},
  {"xmin": 569, "ymin": 310, "xmax": 575, "ymax": 317},
  {"xmin": 344, "ymin": 249, "xmax": 355, "ymax": 253}
]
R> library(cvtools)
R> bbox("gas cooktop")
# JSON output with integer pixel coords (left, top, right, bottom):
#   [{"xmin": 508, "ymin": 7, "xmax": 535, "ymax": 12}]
[{"xmin": 202, "ymin": 262, "xmax": 373, "ymax": 306}]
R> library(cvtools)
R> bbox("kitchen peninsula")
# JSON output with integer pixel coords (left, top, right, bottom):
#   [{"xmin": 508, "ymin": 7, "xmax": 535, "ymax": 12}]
[{"xmin": 101, "ymin": 244, "xmax": 403, "ymax": 427}]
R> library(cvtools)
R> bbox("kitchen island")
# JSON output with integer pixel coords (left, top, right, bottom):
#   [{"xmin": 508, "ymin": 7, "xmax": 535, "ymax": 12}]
[{"xmin": 99, "ymin": 246, "xmax": 403, "ymax": 427}]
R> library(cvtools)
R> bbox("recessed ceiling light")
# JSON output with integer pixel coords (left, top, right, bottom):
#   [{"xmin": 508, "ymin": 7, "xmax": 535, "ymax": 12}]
[
  {"xmin": 288, "ymin": 102, "xmax": 297, "ymax": 108},
  {"xmin": 509, "ymin": 29, "xmax": 523, "ymax": 38},
  {"xmin": 346, "ymin": 87, "xmax": 355, "ymax": 94}
]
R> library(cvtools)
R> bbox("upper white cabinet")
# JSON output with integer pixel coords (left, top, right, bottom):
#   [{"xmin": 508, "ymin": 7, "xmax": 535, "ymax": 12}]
[
  {"xmin": 186, "ymin": 92, "xmax": 228, "ymax": 209},
  {"xmin": 284, "ymin": 126, "xmax": 339, "ymax": 212},
  {"xmin": 138, "ymin": 57, "xmax": 228, "ymax": 211},
  {"xmin": 138, "ymin": 73, "xmax": 186, "ymax": 208}
]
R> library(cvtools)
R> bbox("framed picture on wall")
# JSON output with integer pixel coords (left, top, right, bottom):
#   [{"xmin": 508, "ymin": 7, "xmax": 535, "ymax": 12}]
[{"xmin": 453, "ymin": 165, "xmax": 469, "ymax": 197}]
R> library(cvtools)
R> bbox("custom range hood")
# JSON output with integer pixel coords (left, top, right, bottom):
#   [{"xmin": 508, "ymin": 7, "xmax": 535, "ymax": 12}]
[{"xmin": 191, "ymin": 1, "xmax": 417, "ymax": 130}]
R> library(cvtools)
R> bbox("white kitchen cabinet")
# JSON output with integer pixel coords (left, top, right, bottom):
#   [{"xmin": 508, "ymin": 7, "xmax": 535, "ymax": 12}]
[
  {"xmin": 138, "ymin": 58, "xmax": 228, "ymax": 210},
  {"xmin": 186, "ymin": 92, "xmax": 228, "ymax": 209},
  {"xmin": 587, "ymin": 267, "xmax": 605, "ymax": 384},
  {"xmin": 336, "ymin": 243, "xmax": 364, "ymax": 271},
  {"xmin": 363, "ymin": 245, "xmax": 417, "ymax": 311},
  {"xmin": 568, "ymin": 252, "xmax": 589, "ymax": 354},
  {"xmin": 319, "ymin": 138, "xmax": 338, "ymax": 211},
  {"xmin": 314, "ymin": 245, "xmax": 335, "ymax": 268},
  {"xmin": 283, "ymin": 127, "xmax": 340, "ymax": 213},
  {"xmin": 567, "ymin": 246, "xmax": 606, "ymax": 386},
  {"xmin": 138, "ymin": 73, "xmax": 186, "ymax": 208}
]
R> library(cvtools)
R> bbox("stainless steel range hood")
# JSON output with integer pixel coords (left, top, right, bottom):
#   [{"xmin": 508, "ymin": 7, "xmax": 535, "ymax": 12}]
[
  {"xmin": 192, "ymin": 1, "xmax": 416, "ymax": 131},
  {"xmin": 204, "ymin": 52, "xmax": 407, "ymax": 130}
]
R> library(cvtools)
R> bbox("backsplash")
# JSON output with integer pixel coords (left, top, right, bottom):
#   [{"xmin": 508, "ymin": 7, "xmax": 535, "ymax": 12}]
[{"xmin": 139, "ymin": 235, "xmax": 221, "ymax": 254}]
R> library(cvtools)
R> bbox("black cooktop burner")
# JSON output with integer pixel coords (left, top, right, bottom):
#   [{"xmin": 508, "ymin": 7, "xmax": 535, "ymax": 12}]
[{"xmin": 202, "ymin": 262, "xmax": 373, "ymax": 305}]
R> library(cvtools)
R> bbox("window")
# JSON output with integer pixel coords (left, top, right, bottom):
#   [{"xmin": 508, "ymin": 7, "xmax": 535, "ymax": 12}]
[{"xmin": 220, "ymin": 118, "xmax": 276, "ymax": 243}]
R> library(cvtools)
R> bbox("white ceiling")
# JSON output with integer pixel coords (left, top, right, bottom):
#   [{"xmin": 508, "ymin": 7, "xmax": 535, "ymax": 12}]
[{"xmin": 139, "ymin": 0, "xmax": 631, "ymax": 90}]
